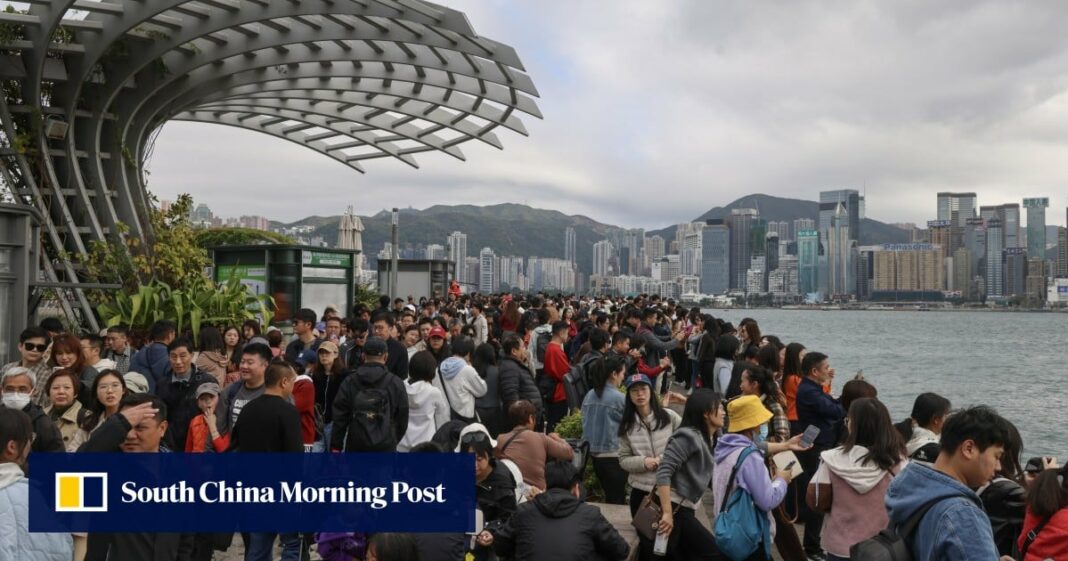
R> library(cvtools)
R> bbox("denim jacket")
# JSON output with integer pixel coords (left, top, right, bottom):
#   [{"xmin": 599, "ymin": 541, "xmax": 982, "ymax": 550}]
[{"xmin": 580, "ymin": 385, "xmax": 625, "ymax": 455}]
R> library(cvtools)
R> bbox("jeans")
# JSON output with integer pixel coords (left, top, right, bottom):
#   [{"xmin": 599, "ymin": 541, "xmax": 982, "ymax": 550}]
[
  {"xmin": 592, "ymin": 456, "xmax": 628, "ymax": 505},
  {"xmin": 245, "ymin": 532, "xmax": 302, "ymax": 561}
]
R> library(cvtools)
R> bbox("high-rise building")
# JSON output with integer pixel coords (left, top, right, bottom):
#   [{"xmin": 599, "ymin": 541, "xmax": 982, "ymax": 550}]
[
  {"xmin": 1003, "ymin": 248, "xmax": 1028, "ymax": 298},
  {"xmin": 871, "ymin": 244, "xmax": 945, "ymax": 294},
  {"xmin": 964, "ymin": 218, "xmax": 987, "ymax": 284},
  {"xmin": 765, "ymin": 232, "xmax": 780, "ymax": 282},
  {"xmin": 985, "ymin": 219, "xmax": 1005, "ymax": 298},
  {"xmin": 728, "ymin": 209, "xmax": 759, "ymax": 289},
  {"xmin": 478, "ymin": 248, "xmax": 498, "ymax": 293},
  {"xmin": 621, "ymin": 228, "xmax": 645, "ymax": 276},
  {"xmin": 797, "ymin": 230, "xmax": 820, "ymax": 296},
  {"xmin": 527, "ymin": 258, "xmax": 576, "ymax": 292},
  {"xmin": 644, "ymin": 235, "xmax": 665, "ymax": 270},
  {"xmin": 592, "ymin": 240, "xmax": 613, "ymax": 277},
  {"xmin": 1025, "ymin": 258, "xmax": 1046, "ymax": 304},
  {"xmin": 819, "ymin": 190, "xmax": 861, "ymax": 242},
  {"xmin": 767, "ymin": 221, "xmax": 791, "ymax": 241},
  {"xmin": 770, "ymin": 255, "xmax": 799, "ymax": 298},
  {"xmin": 700, "ymin": 220, "xmax": 730, "ymax": 295},
  {"xmin": 447, "ymin": 231, "xmax": 468, "ymax": 284},
  {"xmin": 499, "ymin": 256, "xmax": 525, "ymax": 291},
  {"xmin": 564, "ymin": 227, "xmax": 577, "ymax": 266},
  {"xmin": 425, "ymin": 244, "xmax": 446, "ymax": 260},
  {"xmin": 190, "ymin": 203, "xmax": 213, "ymax": 225},
  {"xmin": 681, "ymin": 228, "xmax": 702, "ymax": 278},
  {"xmin": 746, "ymin": 268, "xmax": 766, "ymax": 294},
  {"xmin": 937, "ymin": 192, "xmax": 978, "ymax": 226},
  {"xmin": 953, "ymin": 248, "xmax": 974, "ymax": 301},
  {"xmin": 1057, "ymin": 227, "xmax": 1068, "ymax": 278},
  {"xmin": 1024, "ymin": 198, "xmax": 1049, "ymax": 261},
  {"xmin": 618, "ymin": 246, "xmax": 631, "ymax": 276},
  {"xmin": 793, "ymin": 218, "xmax": 816, "ymax": 236},
  {"xmin": 464, "ymin": 256, "xmax": 480, "ymax": 288},
  {"xmin": 981, "ymin": 204, "xmax": 1021, "ymax": 250},
  {"xmin": 928, "ymin": 220, "xmax": 952, "ymax": 290},
  {"xmin": 824, "ymin": 203, "xmax": 856, "ymax": 296},
  {"xmin": 652, "ymin": 255, "xmax": 681, "ymax": 283}
]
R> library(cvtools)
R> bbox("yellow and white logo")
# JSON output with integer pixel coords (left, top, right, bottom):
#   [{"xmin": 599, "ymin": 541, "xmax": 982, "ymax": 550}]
[{"xmin": 55, "ymin": 472, "xmax": 108, "ymax": 512}]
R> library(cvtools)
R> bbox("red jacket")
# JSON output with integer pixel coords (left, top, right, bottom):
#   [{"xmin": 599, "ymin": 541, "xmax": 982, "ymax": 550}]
[
  {"xmin": 543, "ymin": 342, "xmax": 570, "ymax": 403},
  {"xmin": 185, "ymin": 414, "xmax": 227, "ymax": 453},
  {"xmin": 293, "ymin": 375, "xmax": 317, "ymax": 445},
  {"xmin": 1018, "ymin": 508, "xmax": 1068, "ymax": 560}
]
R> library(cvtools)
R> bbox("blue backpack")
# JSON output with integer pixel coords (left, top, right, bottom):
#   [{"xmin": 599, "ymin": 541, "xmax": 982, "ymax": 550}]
[{"xmin": 713, "ymin": 447, "xmax": 772, "ymax": 561}]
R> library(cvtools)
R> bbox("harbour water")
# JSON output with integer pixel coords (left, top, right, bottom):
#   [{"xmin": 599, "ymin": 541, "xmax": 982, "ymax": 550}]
[{"xmin": 701, "ymin": 309, "xmax": 1067, "ymax": 457}]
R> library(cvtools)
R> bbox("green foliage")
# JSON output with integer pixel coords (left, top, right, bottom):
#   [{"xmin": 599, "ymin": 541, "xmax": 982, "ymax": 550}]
[
  {"xmin": 554, "ymin": 411, "xmax": 603, "ymax": 501},
  {"xmin": 352, "ymin": 282, "xmax": 380, "ymax": 310},
  {"xmin": 96, "ymin": 274, "xmax": 275, "ymax": 344},
  {"xmin": 194, "ymin": 227, "xmax": 294, "ymax": 248}
]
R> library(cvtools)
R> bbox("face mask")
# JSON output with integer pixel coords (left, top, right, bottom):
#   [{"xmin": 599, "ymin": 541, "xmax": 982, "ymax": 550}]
[
  {"xmin": 2, "ymin": 392, "xmax": 31, "ymax": 411},
  {"xmin": 755, "ymin": 423, "xmax": 769, "ymax": 444}
]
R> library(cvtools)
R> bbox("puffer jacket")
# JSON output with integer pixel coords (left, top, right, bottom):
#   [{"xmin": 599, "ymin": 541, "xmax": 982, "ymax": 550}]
[
  {"xmin": 618, "ymin": 409, "xmax": 681, "ymax": 492},
  {"xmin": 978, "ymin": 477, "xmax": 1026, "ymax": 557},
  {"xmin": 491, "ymin": 488, "xmax": 629, "ymax": 561},
  {"xmin": 0, "ymin": 463, "xmax": 74, "ymax": 561},
  {"xmin": 498, "ymin": 356, "xmax": 543, "ymax": 412}
]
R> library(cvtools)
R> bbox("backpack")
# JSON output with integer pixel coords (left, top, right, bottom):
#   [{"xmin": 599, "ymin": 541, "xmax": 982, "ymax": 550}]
[
  {"xmin": 714, "ymin": 447, "xmax": 770, "ymax": 561},
  {"xmin": 345, "ymin": 378, "xmax": 396, "ymax": 452},
  {"xmin": 534, "ymin": 329, "xmax": 552, "ymax": 364},
  {"xmin": 848, "ymin": 498, "xmax": 943, "ymax": 561}
]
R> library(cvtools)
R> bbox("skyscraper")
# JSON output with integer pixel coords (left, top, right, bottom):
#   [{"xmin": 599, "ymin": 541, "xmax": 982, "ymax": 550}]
[
  {"xmin": 592, "ymin": 240, "xmax": 613, "ymax": 277},
  {"xmin": 479, "ymin": 248, "xmax": 498, "ymax": 293},
  {"xmin": 1057, "ymin": 227, "xmax": 1068, "ymax": 279},
  {"xmin": 499, "ymin": 256, "xmax": 525, "ymax": 291},
  {"xmin": 1003, "ymin": 248, "xmax": 1027, "ymax": 298},
  {"xmin": 819, "ymin": 189, "xmax": 861, "ymax": 242},
  {"xmin": 798, "ymin": 230, "xmax": 820, "ymax": 296},
  {"xmin": 447, "ymin": 231, "xmax": 468, "ymax": 284},
  {"xmin": 985, "ymin": 219, "xmax": 1004, "ymax": 298},
  {"xmin": 425, "ymin": 244, "xmax": 446, "ymax": 260},
  {"xmin": 728, "ymin": 209, "xmax": 758, "ymax": 289},
  {"xmin": 681, "ymin": 229, "xmax": 702, "ymax": 278},
  {"xmin": 700, "ymin": 220, "xmax": 730, "ymax": 295},
  {"xmin": 644, "ymin": 235, "xmax": 665, "ymax": 270},
  {"xmin": 564, "ymin": 226, "xmax": 577, "ymax": 266},
  {"xmin": 937, "ymin": 192, "xmax": 978, "ymax": 226},
  {"xmin": 824, "ymin": 203, "xmax": 856, "ymax": 296},
  {"xmin": 1024, "ymin": 198, "xmax": 1049, "ymax": 260},
  {"xmin": 981, "ymin": 204, "xmax": 1021, "ymax": 250},
  {"xmin": 793, "ymin": 218, "xmax": 816, "ymax": 236}
]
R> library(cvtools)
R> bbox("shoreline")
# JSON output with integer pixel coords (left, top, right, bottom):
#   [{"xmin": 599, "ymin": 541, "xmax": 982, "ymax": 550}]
[{"xmin": 691, "ymin": 305, "xmax": 1068, "ymax": 313}]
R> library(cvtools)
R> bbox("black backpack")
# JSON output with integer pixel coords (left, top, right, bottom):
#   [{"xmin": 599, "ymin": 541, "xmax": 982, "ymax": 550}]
[
  {"xmin": 849, "ymin": 498, "xmax": 942, "ymax": 561},
  {"xmin": 534, "ymin": 330, "xmax": 552, "ymax": 364},
  {"xmin": 345, "ymin": 378, "xmax": 396, "ymax": 452}
]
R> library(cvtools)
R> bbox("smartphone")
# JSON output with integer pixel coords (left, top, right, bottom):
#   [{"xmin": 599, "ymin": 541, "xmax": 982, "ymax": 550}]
[
  {"xmin": 784, "ymin": 460, "xmax": 797, "ymax": 471},
  {"xmin": 800, "ymin": 425, "xmax": 821, "ymax": 448}
]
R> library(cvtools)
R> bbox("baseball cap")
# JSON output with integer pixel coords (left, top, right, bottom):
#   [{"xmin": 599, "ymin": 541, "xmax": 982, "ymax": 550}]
[
  {"xmin": 623, "ymin": 374, "xmax": 653, "ymax": 390},
  {"xmin": 364, "ymin": 337, "xmax": 388, "ymax": 356},
  {"xmin": 428, "ymin": 326, "xmax": 447, "ymax": 339},
  {"xmin": 296, "ymin": 349, "xmax": 318, "ymax": 367},
  {"xmin": 196, "ymin": 382, "xmax": 220, "ymax": 398},
  {"xmin": 317, "ymin": 341, "xmax": 339, "ymax": 355}
]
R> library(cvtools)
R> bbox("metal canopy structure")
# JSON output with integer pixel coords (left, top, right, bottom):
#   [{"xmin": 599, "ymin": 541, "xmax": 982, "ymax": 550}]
[{"xmin": 0, "ymin": 0, "xmax": 540, "ymax": 329}]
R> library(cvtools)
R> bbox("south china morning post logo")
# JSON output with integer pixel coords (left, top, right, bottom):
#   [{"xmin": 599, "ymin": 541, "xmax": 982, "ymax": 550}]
[{"xmin": 54, "ymin": 472, "xmax": 108, "ymax": 513}]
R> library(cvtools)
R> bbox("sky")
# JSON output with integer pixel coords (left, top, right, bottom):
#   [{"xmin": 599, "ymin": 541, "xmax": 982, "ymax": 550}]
[{"xmin": 146, "ymin": 0, "xmax": 1068, "ymax": 229}]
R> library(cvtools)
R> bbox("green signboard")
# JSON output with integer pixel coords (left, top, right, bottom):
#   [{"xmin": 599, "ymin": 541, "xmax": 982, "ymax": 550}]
[
  {"xmin": 301, "ymin": 251, "xmax": 352, "ymax": 267},
  {"xmin": 217, "ymin": 264, "xmax": 267, "ymax": 296}
]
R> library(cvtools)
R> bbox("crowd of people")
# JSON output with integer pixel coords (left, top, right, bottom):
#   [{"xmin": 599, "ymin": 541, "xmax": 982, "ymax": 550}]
[{"xmin": 1, "ymin": 293, "xmax": 1067, "ymax": 561}]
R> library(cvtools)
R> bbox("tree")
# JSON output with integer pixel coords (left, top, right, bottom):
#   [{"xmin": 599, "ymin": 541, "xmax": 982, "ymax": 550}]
[{"xmin": 194, "ymin": 227, "xmax": 294, "ymax": 248}]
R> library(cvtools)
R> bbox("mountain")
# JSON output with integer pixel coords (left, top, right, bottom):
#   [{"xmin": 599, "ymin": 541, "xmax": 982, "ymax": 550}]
[
  {"xmin": 647, "ymin": 194, "xmax": 910, "ymax": 246},
  {"xmin": 271, "ymin": 203, "xmax": 624, "ymax": 273}
]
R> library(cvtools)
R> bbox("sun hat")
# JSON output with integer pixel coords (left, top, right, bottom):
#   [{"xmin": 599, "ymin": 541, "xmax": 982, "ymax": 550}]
[{"xmin": 727, "ymin": 395, "xmax": 773, "ymax": 433}]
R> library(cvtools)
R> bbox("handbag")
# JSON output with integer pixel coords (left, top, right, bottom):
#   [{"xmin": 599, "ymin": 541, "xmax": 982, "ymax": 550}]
[{"xmin": 631, "ymin": 492, "xmax": 678, "ymax": 542}]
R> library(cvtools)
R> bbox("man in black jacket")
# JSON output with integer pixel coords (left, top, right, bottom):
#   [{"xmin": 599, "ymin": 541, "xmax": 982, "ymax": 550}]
[
  {"xmin": 156, "ymin": 338, "xmax": 215, "ymax": 451},
  {"xmin": 78, "ymin": 393, "xmax": 195, "ymax": 560},
  {"xmin": 491, "ymin": 460, "xmax": 629, "ymax": 561},
  {"xmin": 371, "ymin": 312, "xmax": 409, "ymax": 379},
  {"xmin": 498, "ymin": 335, "xmax": 542, "ymax": 417},
  {"xmin": 330, "ymin": 337, "xmax": 409, "ymax": 452}
]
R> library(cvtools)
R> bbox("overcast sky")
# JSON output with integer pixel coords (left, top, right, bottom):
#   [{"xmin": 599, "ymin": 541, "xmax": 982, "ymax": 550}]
[{"xmin": 146, "ymin": 0, "xmax": 1068, "ymax": 229}]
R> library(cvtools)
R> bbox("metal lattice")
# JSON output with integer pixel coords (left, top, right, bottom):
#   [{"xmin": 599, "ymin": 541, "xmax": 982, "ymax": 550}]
[{"xmin": 0, "ymin": 0, "xmax": 540, "ymax": 329}]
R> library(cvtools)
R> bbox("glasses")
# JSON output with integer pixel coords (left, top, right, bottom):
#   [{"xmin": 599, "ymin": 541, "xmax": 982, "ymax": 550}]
[
  {"xmin": 461, "ymin": 432, "xmax": 489, "ymax": 445},
  {"xmin": 23, "ymin": 342, "xmax": 48, "ymax": 352}
]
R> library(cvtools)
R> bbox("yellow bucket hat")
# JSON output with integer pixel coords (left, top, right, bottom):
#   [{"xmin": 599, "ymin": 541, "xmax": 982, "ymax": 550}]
[{"xmin": 727, "ymin": 395, "xmax": 773, "ymax": 433}]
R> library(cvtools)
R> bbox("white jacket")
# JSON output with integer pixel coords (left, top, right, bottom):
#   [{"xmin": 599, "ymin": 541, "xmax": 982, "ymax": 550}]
[
  {"xmin": 399, "ymin": 381, "xmax": 450, "ymax": 451},
  {"xmin": 0, "ymin": 463, "xmax": 73, "ymax": 561},
  {"xmin": 432, "ymin": 357, "xmax": 488, "ymax": 419}
]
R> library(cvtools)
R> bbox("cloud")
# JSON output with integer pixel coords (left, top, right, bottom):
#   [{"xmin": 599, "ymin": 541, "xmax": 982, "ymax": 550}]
[{"xmin": 147, "ymin": 0, "xmax": 1068, "ymax": 228}]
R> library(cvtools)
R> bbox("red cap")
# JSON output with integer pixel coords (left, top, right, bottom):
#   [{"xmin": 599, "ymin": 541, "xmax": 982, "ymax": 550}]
[{"xmin": 428, "ymin": 326, "xmax": 447, "ymax": 339}]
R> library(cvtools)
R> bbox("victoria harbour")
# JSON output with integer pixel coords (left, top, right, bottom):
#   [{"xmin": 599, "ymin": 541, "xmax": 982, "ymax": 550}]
[{"xmin": 717, "ymin": 309, "xmax": 1068, "ymax": 456}]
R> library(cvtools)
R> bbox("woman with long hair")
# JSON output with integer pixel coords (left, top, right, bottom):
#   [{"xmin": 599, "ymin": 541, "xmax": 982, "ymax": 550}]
[
  {"xmin": 739, "ymin": 365, "xmax": 789, "ymax": 442},
  {"xmin": 712, "ymin": 335, "xmax": 739, "ymax": 396},
  {"xmin": 581, "ymin": 356, "xmax": 628, "ymax": 505},
  {"xmin": 50, "ymin": 334, "xmax": 97, "ymax": 398},
  {"xmin": 68, "ymin": 370, "xmax": 127, "ymax": 451},
  {"xmin": 694, "ymin": 316, "xmax": 719, "ymax": 391},
  {"xmin": 807, "ymin": 398, "xmax": 907, "ymax": 561},
  {"xmin": 893, "ymin": 392, "xmax": 951, "ymax": 464},
  {"xmin": 619, "ymin": 373, "xmax": 681, "ymax": 561},
  {"xmin": 654, "ymin": 389, "xmax": 725, "ymax": 561},
  {"xmin": 194, "ymin": 326, "xmax": 229, "ymax": 386},
  {"xmin": 1018, "ymin": 464, "xmax": 1068, "ymax": 560},
  {"xmin": 782, "ymin": 342, "xmax": 807, "ymax": 434},
  {"xmin": 42, "ymin": 369, "xmax": 83, "ymax": 452},
  {"xmin": 738, "ymin": 318, "xmax": 762, "ymax": 356},
  {"xmin": 978, "ymin": 419, "xmax": 1027, "ymax": 557},
  {"xmin": 222, "ymin": 325, "xmax": 243, "ymax": 377},
  {"xmin": 472, "ymin": 343, "xmax": 503, "ymax": 436},
  {"xmin": 311, "ymin": 340, "xmax": 348, "ymax": 450},
  {"xmin": 500, "ymin": 300, "xmax": 521, "ymax": 336}
]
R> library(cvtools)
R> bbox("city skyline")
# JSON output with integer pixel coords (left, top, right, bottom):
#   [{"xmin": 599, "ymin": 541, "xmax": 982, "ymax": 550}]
[{"xmin": 146, "ymin": 2, "xmax": 1068, "ymax": 229}]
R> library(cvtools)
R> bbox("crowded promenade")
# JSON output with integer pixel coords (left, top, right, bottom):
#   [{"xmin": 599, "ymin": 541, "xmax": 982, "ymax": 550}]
[{"xmin": 1, "ymin": 291, "xmax": 1066, "ymax": 561}]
